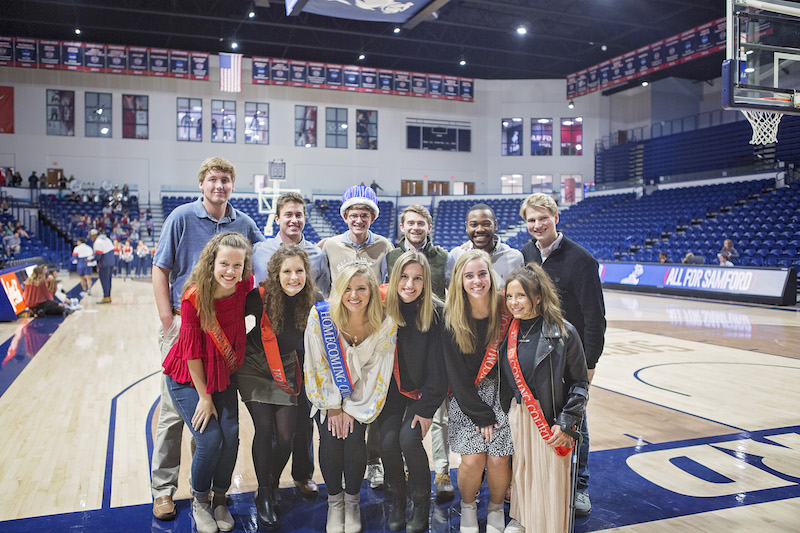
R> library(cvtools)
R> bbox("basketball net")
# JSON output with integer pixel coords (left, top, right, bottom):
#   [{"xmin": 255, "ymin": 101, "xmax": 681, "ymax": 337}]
[{"xmin": 741, "ymin": 109, "xmax": 783, "ymax": 145}]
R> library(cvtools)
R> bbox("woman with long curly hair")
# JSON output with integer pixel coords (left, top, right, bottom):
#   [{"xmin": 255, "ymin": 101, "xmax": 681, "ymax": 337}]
[
  {"xmin": 379, "ymin": 252, "xmax": 447, "ymax": 533},
  {"xmin": 161, "ymin": 232, "xmax": 253, "ymax": 533},
  {"xmin": 239, "ymin": 244, "xmax": 318, "ymax": 530},
  {"xmin": 443, "ymin": 250, "xmax": 512, "ymax": 533},
  {"xmin": 500, "ymin": 264, "xmax": 588, "ymax": 533},
  {"xmin": 304, "ymin": 263, "xmax": 397, "ymax": 533}
]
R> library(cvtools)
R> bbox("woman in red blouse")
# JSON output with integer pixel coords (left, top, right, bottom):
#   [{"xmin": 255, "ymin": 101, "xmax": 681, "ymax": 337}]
[{"xmin": 162, "ymin": 232, "xmax": 253, "ymax": 533}]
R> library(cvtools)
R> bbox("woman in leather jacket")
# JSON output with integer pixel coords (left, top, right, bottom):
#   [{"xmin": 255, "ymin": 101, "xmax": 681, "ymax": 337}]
[{"xmin": 500, "ymin": 263, "xmax": 589, "ymax": 533}]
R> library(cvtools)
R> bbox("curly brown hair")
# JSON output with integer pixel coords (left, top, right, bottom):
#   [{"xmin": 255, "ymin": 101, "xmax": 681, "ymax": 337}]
[{"xmin": 260, "ymin": 244, "xmax": 317, "ymax": 334}]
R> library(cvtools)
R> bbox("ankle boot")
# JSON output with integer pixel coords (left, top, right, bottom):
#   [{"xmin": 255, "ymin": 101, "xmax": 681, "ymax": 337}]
[
  {"xmin": 255, "ymin": 486, "xmax": 279, "ymax": 531},
  {"xmin": 272, "ymin": 480, "xmax": 282, "ymax": 514},
  {"xmin": 460, "ymin": 501, "xmax": 478, "ymax": 533},
  {"xmin": 386, "ymin": 483, "xmax": 407, "ymax": 531},
  {"xmin": 406, "ymin": 487, "xmax": 431, "ymax": 533},
  {"xmin": 344, "ymin": 492, "xmax": 362, "ymax": 533},
  {"xmin": 327, "ymin": 492, "xmax": 345, "ymax": 533}
]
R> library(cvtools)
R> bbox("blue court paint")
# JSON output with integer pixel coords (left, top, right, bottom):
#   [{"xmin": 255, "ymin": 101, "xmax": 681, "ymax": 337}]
[
  {"xmin": 0, "ymin": 317, "xmax": 62, "ymax": 398},
  {"xmin": 146, "ymin": 396, "xmax": 159, "ymax": 485},
  {"xmin": 102, "ymin": 371, "xmax": 162, "ymax": 509}
]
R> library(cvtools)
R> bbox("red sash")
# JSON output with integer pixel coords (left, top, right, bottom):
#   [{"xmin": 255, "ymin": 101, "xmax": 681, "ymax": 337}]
[
  {"xmin": 507, "ymin": 318, "xmax": 572, "ymax": 457},
  {"xmin": 393, "ymin": 347, "xmax": 422, "ymax": 400},
  {"xmin": 258, "ymin": 287, "xmax": 301, "ymax": 396},
  {"xmin": 183, "ymin": 285, "xmax": 239, "ymax": 373},
  {"xmin": 473, "ymin": 309, "xmax": 513, "ymax": 387}
]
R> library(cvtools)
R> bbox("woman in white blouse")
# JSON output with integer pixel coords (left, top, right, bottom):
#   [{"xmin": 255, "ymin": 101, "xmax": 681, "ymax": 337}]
[{"xmin": 304, "ymin": 263, "xmax": 397, "ymax": 533}]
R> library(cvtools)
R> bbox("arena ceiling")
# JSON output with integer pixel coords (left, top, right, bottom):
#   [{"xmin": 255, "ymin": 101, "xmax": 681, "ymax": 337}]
[{"xmin": 2, "ymin": 0, "xmax": 728, "ymax": 83}]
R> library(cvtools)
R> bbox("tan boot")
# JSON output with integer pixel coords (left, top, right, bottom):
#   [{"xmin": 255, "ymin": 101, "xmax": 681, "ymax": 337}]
[
  {"xmin": 327, "ymin": 492, "xmax": 345, "ymax": 533},
  {"xmin": 344, "ymin": 492, "xmax": 362, "ymax": 533}
]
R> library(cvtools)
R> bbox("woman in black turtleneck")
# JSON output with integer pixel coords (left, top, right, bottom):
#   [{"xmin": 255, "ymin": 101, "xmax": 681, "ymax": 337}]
[
  {"xmin": 500, "ymin": 264, "xmax": 588, "ymax": 533},
  {"xmin": 240, "ymin": 245, "xmax": 318, "ymax": 531},
  {"xmin": 378, "ymin": 251, "xmax": 447, "ymax": 533}
]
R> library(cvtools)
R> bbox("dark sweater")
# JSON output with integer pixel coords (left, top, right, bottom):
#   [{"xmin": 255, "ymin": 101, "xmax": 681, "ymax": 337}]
[
  {"xmin": 386, "ymin": 236, "xmax": 448, "ymax": 300},
  {"xmin": 443, "ymin": 318, "xmax": 497, "ymax": 427},
  {"xmin": 395, "ymin": 300, "xmax": 447, "ymax": 418},
  {"xmin": 521, "ymin": 235, "xmax": 606, "ymax": 368},
  {"xmin": 244, "ymin": 289, "xmax": 304, "ymax": 379}
]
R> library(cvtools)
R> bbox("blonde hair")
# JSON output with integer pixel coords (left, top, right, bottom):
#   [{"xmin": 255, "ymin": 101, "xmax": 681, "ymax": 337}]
[
  {"xmin": 385, "ymin": 252, "xmax": 440, "ymax": 332},
  {"xmin": 197, "ymin": 156, "xmax": 236, "ymax": 184},
  {"xmin": 27, "ymin": 264, "xmax": 47, "ymax": 286},
  {"xmin": 183, "ymin": 232, "xmax": 252, "ymax": 331},
  {"xmin": 329, "ymin": 263, "xmax": 384, "ymax": 336},
  {"xmin": 519, "ymin": 192, "xmax": 558, "ymax": 219},
  {"xmin": 506, "ymin": 263, "xmax": 567, "ymax": 339},
  {"xmin": 444, "ymin": 250, "xmax": 502, "ymax": 354}
]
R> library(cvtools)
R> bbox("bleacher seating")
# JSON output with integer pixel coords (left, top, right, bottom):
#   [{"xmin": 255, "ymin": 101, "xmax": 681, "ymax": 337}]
[{"xmin": 433, "ymin": 198, "xmax": 523, "ymax": 249}]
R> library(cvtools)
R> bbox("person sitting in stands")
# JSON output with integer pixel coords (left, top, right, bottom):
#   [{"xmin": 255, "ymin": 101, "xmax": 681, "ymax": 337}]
[
  {"xmin": 717, "ymin": 251, "xmax": 734, "ymax": 267},
  {"xmin": 23, "ymin": 265, "xmax": 71, "ymax": 316},
  {"xmin": 658, "ymin": 252, "xmax": 668, "ymax": 264},
  {"xmin": 682, "ymin": 253, "xmax": 705, "ymax": 265},
  {"xmin": 719, "ymin": 239, "xmax": 739, "ymax": 260},
  {"xmin": 4, "ymin": 231, "xmax": 21, "ymax": 258}
]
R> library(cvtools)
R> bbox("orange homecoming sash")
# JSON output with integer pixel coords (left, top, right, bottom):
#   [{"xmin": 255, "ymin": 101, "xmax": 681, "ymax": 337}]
[
  {"xmin": 473, "ymin": 309, "xmax": 513, "ymax": 387},
  {"xmin": 183, "ymin": 286, "xmax": 239, "ymax": 373},
  {"xmin": 258, "ymin": 287, "xmax": 301, "ymax": 396},
  {"xmin": 393, "ymin": 347, "xmax": 422, "ymax": 400},
  {"xmin": 507, "ymin": 318, "xmax": 572, "ymax": 457}
]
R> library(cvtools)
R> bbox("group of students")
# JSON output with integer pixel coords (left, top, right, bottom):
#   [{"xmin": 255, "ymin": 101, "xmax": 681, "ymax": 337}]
[{"xmin": 163, "ymin": 236, "xmax": 588, "ymax": 533}]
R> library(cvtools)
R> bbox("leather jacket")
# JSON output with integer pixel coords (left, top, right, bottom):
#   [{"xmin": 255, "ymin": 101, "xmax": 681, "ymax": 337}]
[{"xmin": 500, "ymin": 319, "xmax": 589, "ymax": 434}]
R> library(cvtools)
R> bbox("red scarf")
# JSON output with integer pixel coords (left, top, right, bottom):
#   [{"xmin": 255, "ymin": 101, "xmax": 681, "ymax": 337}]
[
  {"xmin": 183, "ymin": 285, "xmax": 239, "ymax": 373},
  {"xmin": 258, "ymin": 287, "xmax": 301, "ymax": 396},
  {"xmin": 507, "ymin": 318, "xmax": 572, "ymax": 457}
]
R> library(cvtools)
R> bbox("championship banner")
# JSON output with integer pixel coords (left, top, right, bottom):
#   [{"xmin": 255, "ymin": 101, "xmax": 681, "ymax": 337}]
[
  {"xmin": 360, "ymin": 67, "xmax": 377, "ymax": 92},
  {"xmin": 61, "ymin": 41, "xmax": 83, "ymax": 71},
  {"xmin": 427, "ymin": 74, "xmax": 443, "ymax": 97},
  {"xmin": 107, "ymin": 45, "xmax": 127, "ymax": 74},
  {"xmin": 148, "ymin": 48, "xmax": 169, "ymax": 76},
  {"xmin": 307, "ymin": 62, "xmax": 326, "ymax": 87},
  {"xmin": 394, "ymin": 71, "xmax": 411, "ymax": 94},
  {"xmin": 169, "ymin": 50, "xmax": 190, "ymax": 78},
  {"xmin": 289, "ymin": 60, "xmax": 308, "ymax": 87},
  {"xmin": 378, "ymin": 70, "xmax": 394, "ymax": 94},
  {"xmin": 38, "ymin": 40, "xmax": 61, "ymax": 69},
  {"xmin": 326, "ymin": 64, "xmax": 343, "ymax": 87},
  {"xmin": 443, "ymin": 76, "xmax": 459, "ymax": 99},
  {"xmin": 252, "ymin": 56, "xmax": 270, "ymax": 84},
  {"xmin": 270, "ymin": 58, "xmax": 289, "ymax": 85},
  {"xmin": 0, "ymin": 37, "xmax": 13, "ymax": 66},
  {"xmin": 411, "ymin": 73, "xmax": 427, "ymax": 96},
  {"xmin": 343, "ymin": 66, "xmax": 360, "ymax": 90},
  {"xmin": 14, "ymin": 38, "xmax": 37, "ymax": 68},
  {"xmin": 128, "ymin": 46, "xmax": 148, "ymax": 75},
  {"xmin": 84, "ymin": 43, "xmax": 106, "ymax": 73},
  {"xmin": 190, "ymin": 52, "xmax": 209, "ymax": 80},
  {"xmin": 459, "ymin": 79, "xmax": 473, "ymax": 101}
]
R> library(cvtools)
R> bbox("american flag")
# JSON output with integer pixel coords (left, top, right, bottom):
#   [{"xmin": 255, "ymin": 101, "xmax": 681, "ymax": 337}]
[{"xmin": 219, "ymin": 52, "xmax": 242, "ymax": 93}]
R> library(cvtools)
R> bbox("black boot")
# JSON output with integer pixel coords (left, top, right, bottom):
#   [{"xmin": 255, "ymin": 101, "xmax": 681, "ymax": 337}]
[
  {"xmin": 255, "ymin": 486, "xmax": 279, "ymax": 531},
  {"xmin": 406, "ymin": 486, "xmax": 431, "ymax": 533},
  {"xmin": 387, "ymin": 483, "xmax": 407, "ymax": 531},
  {"xmin": 272, "ymin": 480, "xmax": 282, "ymax": 514}
]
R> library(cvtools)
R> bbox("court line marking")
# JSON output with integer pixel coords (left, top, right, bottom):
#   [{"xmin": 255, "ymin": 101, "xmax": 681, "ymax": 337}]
[
  {"xmin": 102, "ymin": 370, "xmax": 161, "ymax": 510},
  {"xmin": 632, "ymin": 362, "xmax": 800, "ymax": 396},
  {"xmin": 604, "ymin": 288, "xmax": 800, "ymax": 314}
]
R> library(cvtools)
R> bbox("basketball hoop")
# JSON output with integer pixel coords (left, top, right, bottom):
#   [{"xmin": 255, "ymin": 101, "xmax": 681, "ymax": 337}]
[{"xmin": 741, "ymin": 109, "xmax": 783, "ymax": 145}]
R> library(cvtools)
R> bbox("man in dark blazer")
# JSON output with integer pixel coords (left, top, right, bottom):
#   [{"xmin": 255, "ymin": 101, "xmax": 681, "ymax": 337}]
[{"xmin": 519, "ymin": 193, "xmax": 606, "ymax": 516}]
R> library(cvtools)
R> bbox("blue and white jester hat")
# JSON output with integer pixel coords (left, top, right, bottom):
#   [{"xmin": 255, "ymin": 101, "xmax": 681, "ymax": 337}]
[{"xmin": 340, "ymin": 184, "xmax": 380, "ymax": 220}]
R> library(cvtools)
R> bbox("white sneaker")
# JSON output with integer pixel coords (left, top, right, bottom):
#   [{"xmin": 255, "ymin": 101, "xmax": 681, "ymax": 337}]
[
  {"xmin": 459, "ymin": 501, "xmax": 478, "ymax": 533},
  {"xmin": 505, "ymin": 519, "xmax": 525, "ymax": 533},
  {"xmin": 367, "ymin": 463, "xmax": 384, "ymax": 489},
  {"xmin": 574, "ymin": 491, "xmax": 591, "ymax": 516}
]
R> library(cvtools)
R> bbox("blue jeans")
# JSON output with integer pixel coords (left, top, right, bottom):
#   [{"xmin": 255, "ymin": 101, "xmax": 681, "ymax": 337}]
[
  {"xmin": 576, "ymin": 414, "xmax": 590, "ymax": 493},
  {"xmin": 166, "ymin": 375, "xmax": 240, "ymax": 499}
]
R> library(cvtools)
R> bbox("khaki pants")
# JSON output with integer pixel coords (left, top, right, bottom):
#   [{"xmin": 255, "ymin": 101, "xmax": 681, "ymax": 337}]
[
  {"xmin": 430, "ymin": 400, "xmax": 450, "ymax": 475},
  {"xmin": 150, "ymin": 318, "xmax": 183, "ymax": 498}
]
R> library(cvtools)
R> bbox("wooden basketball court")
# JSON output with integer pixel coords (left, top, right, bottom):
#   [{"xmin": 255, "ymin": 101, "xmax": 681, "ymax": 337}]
[{"xmin": 0, "ymin": 274, "xmax": 797, "ymax": 531}]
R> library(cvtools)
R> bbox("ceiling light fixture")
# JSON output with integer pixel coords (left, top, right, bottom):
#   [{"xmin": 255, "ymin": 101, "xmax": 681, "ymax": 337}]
[
  {"xmin": 568, "ymin": 99, "xmax": 575, "ymax": 109},
  {"xmin": 641, "ymin": 81, "xmax": 649, "ymax": 87},
  {"xmin": 74, "ymin": 28, "xmax": 81, "ymax": 35},
  {"xmin": 249, "ymin": 10, "xmax": 256, "ymax": 18},
  {"xmin": 459, "ymin": 58, "xmax": 466, "ymax": 66},
  {"xmin": 231, "ymin": 41, "xmax": 239, "ymax": 49},
  {"xmin": 516, "ymin": 26, "xmax": 527, "ymax": 35},
  {"xmin": 393, "ymin": 27, "xmax": 400, "ymax": 34},
  {"xmin": 601, "ymin": 44, "xmax": 608, "ymax": 51},
  {"xmin": 358, "ymin": 53, "xmax": 366, "ymax": 61}
]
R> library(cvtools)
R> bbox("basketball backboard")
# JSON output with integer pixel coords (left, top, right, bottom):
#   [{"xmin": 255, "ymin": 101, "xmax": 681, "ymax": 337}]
[{"xmin": 722, "ymin": 0, "xmax": 800, "ymax": 115}]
